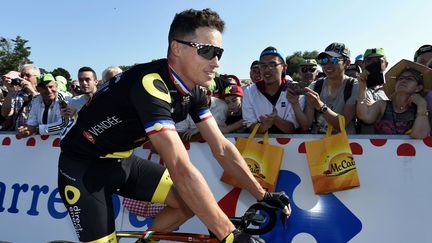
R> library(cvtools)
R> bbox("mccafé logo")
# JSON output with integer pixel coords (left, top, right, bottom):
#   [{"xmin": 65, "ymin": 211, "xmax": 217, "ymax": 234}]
[
  {"xmin": 324, "ymin": 153, "xmax": 356, "ymax": 176},
  {"xmin": 244, "ymin": 158, "xmax": 265, "ymax": 179}
]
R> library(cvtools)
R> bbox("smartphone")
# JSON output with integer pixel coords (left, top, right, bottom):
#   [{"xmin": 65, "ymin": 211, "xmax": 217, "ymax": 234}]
[
  {"xmin": 60, "ymin": 100, "xmax": 68, "ymax": 109},
  {"xmin": 365, "ymin": 61, "xmax": 384, "ymax": 87},
  {"xmin": 287, "ymin": 81, "xmax": 307, "ymax": 95}
]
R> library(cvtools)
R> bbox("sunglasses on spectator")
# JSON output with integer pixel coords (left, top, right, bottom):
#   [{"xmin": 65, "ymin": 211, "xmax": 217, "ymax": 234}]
[
  {"xmin": 21, "ymin": 73, "xmax": 35, "ymax": 78},
  {"xmin": 301, "ymin": 67, "xmax": 317, "ymax": 73},
  {"xmin": 258, "ymin": 62, "xmax": 283, "ymax": 70},
  {"xmin": 318, "ymin": 57, "xmax": 342, "ymax": 65},
  {"xmin": 174, "ymin": 39, "xmax": 224, "ymax": 61},
  {"xmin": 396, "ymin": 75, "xmax": 418, "ymax": 82}
]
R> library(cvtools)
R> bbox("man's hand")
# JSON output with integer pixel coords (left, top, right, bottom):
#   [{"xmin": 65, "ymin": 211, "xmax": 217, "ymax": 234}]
[
  {"xmin": 17, "ymin": 125, "xmax": 38, "ymax": 138},
  {"xmin": 222, "ymin": 229, "xmax": 264, "ymax": 243},
  {"xmin": 259, "ymin": 191, "xmax": 291, "ymax": 216}
]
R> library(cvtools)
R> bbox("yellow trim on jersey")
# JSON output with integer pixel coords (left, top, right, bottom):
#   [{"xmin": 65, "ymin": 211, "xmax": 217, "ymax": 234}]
[
  {"xmin": 64, "ymin": 185, "xmax": 80, "ymax": 205},
  {"xmin": 82, "ymin": 231, "xmax": 117, "ymax": 243},
  {"xmin": 142, "ymin": 73, "xmax": 171, "ymax": 104},
  {"xmin": 151, "ymin": 169, "xmax": 173, "ymax": 203},
  {"xmin": 100, "ymin": 150, "xmax": 133, "ymax": 159}
]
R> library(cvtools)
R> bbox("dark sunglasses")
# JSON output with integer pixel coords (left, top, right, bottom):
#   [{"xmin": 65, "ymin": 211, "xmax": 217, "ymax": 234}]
[
  {"xmin": 301, "ymin": 67, "xmax": 317, "ymax": 73},
  {"xmin": 318, "ymin": 57, "xmax": 342, "ymax": 65},
  {"xmin": 174, "ymin": 39, "xmax": 224, "ymax": 61},
  {"xmin": 258, "ymin": 62, "xmax": 283, "ymax": 69}
]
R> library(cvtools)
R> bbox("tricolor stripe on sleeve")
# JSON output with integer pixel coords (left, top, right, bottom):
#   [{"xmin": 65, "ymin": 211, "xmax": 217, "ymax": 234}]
[
  {"xmin": 144, "ymin": 120, "xmax": 176, "ymax": 135},
  {"xmin": 198, "ymin": 109, "xmax": 212, "ymax": 121}
]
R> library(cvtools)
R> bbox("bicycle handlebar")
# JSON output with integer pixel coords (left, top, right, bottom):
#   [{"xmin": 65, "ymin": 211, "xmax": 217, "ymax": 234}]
[{"xmin": 229, "ymin": 202, "xmax": 278, "ymax": 236}]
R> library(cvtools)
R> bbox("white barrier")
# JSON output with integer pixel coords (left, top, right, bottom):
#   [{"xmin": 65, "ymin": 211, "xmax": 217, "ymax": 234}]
[{"xmin": 0, "ymin": 133, "xmax": 432, "ymax": 242}]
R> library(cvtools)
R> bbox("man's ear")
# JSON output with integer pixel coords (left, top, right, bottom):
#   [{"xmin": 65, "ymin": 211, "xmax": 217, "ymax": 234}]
[
  {"xmin": 344, "ymin": 58, "xmax": 351, "ymax": 69},
  {"xmin": 170, "ymin": 40, "xmax": 182, "ymax": 57},
  {"xmin": 415, "ymin": 84, "xmax": 424, "ymax": 93}
]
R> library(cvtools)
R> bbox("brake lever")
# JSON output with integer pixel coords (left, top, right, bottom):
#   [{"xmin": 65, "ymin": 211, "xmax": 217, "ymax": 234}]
[{"xmin": 280, "ymin": 212, "xmax": 288, "ymax": 229}]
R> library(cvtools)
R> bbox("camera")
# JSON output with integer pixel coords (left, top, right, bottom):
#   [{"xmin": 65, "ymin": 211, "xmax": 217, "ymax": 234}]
[
  {"xmin": 365, "ymin": 62, "xmax": 384, "ymax": 87},
  {"xmin": 11, "ymin": 78, "xmax": 22, "ymax": 86},
  {"xmin": 287, "ymin": 81, "xmax": 307, "ymax": 95}
]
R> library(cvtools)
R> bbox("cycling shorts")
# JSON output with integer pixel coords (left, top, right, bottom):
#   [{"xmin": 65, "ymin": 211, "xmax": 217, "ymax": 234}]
[{"xmin": 58, "ymin": 153, "xmax": 173, "ymax": 242}]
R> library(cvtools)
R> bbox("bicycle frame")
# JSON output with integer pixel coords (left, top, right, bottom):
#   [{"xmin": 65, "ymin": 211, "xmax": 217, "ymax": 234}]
[{"xmin": 116, "ymin": 230, "xmax": 218, "ymax": 242}]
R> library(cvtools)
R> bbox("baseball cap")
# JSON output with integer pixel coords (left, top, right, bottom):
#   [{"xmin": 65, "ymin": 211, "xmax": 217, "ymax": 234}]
[
  {"xmin": 414, "ymin": 44, "xmax": 432, "ymax": 61},
  {"xmin": 364, "ymin": 48, "xmax": 386, "ymax": 58},
  {"xmin": 300, "ymin": 59, "xmax": 318, "ymax": 66},
  {"xmin": 250, "ymin": 60, "xmax": 260, "ymax": 69},
  {"xmin": 260, "ymin": 46, "xmax": 286, "ymax": 64},
  {"xmin": 222, "ymin": 84, "xmax": 243, "ymax": 97},
  {"xmin": 2, "ymin": 71, "xmax": 20, "ymax": 80},
  {"xmin": 37, "ymin": 73, "xmax": 56, "ymax": 87},
  {"xmin": 318, "ymin": 42, "xmax": 350, "ymax": 59},
  {"xmin": 355, "ymin": 54, "xmax": 364, "ymax": 62}
]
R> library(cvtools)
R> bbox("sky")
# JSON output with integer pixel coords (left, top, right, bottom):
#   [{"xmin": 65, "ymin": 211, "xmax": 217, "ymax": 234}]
[{"xmin": 1, "ymin": 0, "xmax": 431, "ymax": 80}]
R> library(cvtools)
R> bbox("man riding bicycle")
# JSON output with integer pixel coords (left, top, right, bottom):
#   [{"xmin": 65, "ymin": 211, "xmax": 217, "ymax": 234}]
[{"xmin": 58, "ymin": 8, "xmax": 291, "ymax": 243}]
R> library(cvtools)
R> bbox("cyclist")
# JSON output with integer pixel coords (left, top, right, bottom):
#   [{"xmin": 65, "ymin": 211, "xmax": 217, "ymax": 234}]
[{"xmin": 58, "ymin": 8, "xmax": 291, "ymax": 243}]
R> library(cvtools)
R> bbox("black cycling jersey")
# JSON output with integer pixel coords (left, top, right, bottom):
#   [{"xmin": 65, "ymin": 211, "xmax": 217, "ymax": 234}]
[{"xmin": 61, "ymin": 59, "xmax": 211, "ymax": 158}]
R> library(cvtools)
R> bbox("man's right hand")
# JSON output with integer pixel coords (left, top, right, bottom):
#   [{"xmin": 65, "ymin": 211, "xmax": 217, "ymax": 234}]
[
  {"xmin": 259, "ymin": 191, "xmax": 291, "ymax": 216},
  {"xmin": 222, "ymin": 229, "xmax": 265, "ymax": 243}
]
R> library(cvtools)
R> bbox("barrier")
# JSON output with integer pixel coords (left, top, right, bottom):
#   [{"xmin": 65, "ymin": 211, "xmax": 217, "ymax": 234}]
[{"xmin": 0, "ymin": 133, "xmax": 431, "ymax": 242}]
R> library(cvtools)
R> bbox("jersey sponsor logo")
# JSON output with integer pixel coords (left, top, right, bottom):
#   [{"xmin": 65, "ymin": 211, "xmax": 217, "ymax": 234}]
[
  {"xmin": 87, "ymin": 115, "xmax": 123, "ymax": 137},
  {"xmin": 64, "ymin": 185, "xmax": 80, "ymax": 205},
  {"xmin": 144, "ymin": 120, "xmax": 176, "ymax": 135},
  {"xmin": 142, "ymin": 73, "xmax": 171, "ymax": 104},
  {"xmin": 198, "ymin": 109, "xmax": 212, "ymax": 121}
]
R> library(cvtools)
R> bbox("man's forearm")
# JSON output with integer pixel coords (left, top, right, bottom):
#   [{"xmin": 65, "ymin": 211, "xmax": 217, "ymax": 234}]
[{"xmin": 274, "ymin": 116, "xmax": 295, "ymax": 133}]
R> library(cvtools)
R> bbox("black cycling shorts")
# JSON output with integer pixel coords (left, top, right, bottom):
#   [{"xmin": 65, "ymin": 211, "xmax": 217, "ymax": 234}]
[{"xmin": 58, "ymin": 153, "xmax": 173, "ymax": 242}]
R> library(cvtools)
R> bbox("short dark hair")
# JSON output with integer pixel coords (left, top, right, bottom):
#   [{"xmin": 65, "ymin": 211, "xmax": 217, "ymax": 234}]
[
  {"xmin": 168, "ymin": 8, "xmax": 225, "ymax": 43},
  {"xmin": 78, "ymin": 66, "xmax": 97, "ymax": 80}
]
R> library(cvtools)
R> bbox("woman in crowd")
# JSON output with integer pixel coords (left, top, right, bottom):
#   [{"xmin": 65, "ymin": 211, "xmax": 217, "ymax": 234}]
[{"xmin": 356, "ymin": 59, "xmax": 431, "ymax": 138}]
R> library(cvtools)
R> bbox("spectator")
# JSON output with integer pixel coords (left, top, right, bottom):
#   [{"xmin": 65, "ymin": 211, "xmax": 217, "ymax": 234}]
[
  {"xmin": 209, "ymin": 74, "xmax": 237, "ymax": 98},
  {"xmin": 69, "ymin": 79, "xmax": 82, "ymax": 97},
  {"xmin": 69, "ymin": 66, "xmax": 99, "ymax": 111},
  {"xmin": 249, "ymin": 60, "xmax": 261, "ymax": 83},
  {"xmin": 414, "ymin": 44, "xmax": 432, "ymax": 66},
  {"xmin": 101, "ymin": 66, "xmax": 123, "ymax": 83},
  {"xmin": 357, "ymin": 59, "xmax": 431, "ymax": 138},
  {"xmin": 345, "ymin": 64, "xmax": 362, "ymax": 78},
  {"xmin": 176, "ymin": 88, "xmax": 228, "ymax": 141},
  {"xmin": 1, "ymin": 65, "xmax": 39, "ymax": 131},
  {"xmin": 242, "ymin": 46, "xmax": 304, "ymax": 134},
  {"xmin": 298, "ymin": 59, "xmax": 319, "ymax": 84},
  {"xmin": 55, "ymin": 75, "xmax": 69, "ymax": 94},
  {"xmin": 356, "ymin": 48, "xmax": 389, "ymax": 134},
  {"xmin": 220, "ymin": 84, "xmax": 247, "ymax": 133},
  {"xmin": 303, "ymin": 42, "xmax": 359, "ymax": 134},
  {"xmin": 354, "ymin": 54, "xmax": 364, "ymax": 69},
  {"xmin": 17, "ymin": 73, "xmax": 67, "ymax": 137}
]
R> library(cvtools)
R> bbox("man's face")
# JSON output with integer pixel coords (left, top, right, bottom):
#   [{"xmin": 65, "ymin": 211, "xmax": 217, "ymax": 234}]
[
  {"xmin": 21, "ymin": 67, "xmax": 38, "ymax": 88},
  {"xmin": 78, "ymin": 71, "xmax": 98, "ymax": 94},
  {"xmin": 176, "ymin": 27, "xmax": 222, "ymax": 88},
  {"xmin": 258, "ymin": 55, "xmax": 286, "ymax": 86},
  {"xmin": 37, "ymin": 81, "xmax": 58, "ymax": 102},
  {"xmin": 249, "ymin": 65, "xmax": 261, "ymax": 83},
  {"xmin": 319, "ymin": 54, "xmax": 347, "ymax": 80},
  {"xmin": 416, "ymin": 52, "xmax": 432, "ymax": 66},
  {"xmin": 364, "ymin": 56, "xmax": 388, "ymax": 72},
  {"xmin": 299, "ymin": 65, "xmax": 318, "ymax": 83}
]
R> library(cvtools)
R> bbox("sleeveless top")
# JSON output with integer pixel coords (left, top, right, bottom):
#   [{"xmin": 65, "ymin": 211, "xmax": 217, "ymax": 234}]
[{"xmin": 375, "ymin": 100, "xmax": 416, "ymax": 135}]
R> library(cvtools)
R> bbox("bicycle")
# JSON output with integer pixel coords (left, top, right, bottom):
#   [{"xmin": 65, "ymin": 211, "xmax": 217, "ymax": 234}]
[{"xmin": 49, "ymin": 202, "xmax": 287, "ymax": 243}]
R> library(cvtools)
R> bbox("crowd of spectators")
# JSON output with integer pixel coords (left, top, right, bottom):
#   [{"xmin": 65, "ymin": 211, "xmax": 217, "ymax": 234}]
[{"xmin": 1, "ymin": 43, "xmax": 432, "ymax": 139}]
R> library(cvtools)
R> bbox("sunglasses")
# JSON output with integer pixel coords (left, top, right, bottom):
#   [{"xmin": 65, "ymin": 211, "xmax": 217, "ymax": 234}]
[
  {"xmin": 174, "ymin": 39, "xmax": 224, "ymax": 61},
  {"xmin": 318, "ymin": 57, "xmax": 342, "ymax": 65},
  {"xmin": 258, "ymin": 62, "xmax": 283, "ymax": 70},
  {"xmin": 301, "ymin": 67, "xmax": 317, "ymax": 73}
]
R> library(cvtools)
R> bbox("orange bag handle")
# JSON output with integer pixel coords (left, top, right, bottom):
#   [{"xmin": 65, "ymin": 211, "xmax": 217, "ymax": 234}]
[
  {"xmin": 325, "ymin": 115, "xmax": 346, "ymax": 137},
  {"xmin": 248, "ymin": 124, "xmax": 269, "ymax": 144}
]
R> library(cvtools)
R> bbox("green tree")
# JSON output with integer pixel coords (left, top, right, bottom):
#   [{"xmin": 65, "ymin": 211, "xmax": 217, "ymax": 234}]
[
  {"xmin": 51, "ymin": 67, "xmax": 71, "ymax": 81},
  {"xmin": 119, "ymin": 65, "xmax": 132, "ymax": 71},
  {"xmin": 285, "ymin": 50, "xmax": 319, "ymax": 81},
  {"xmin": 0, "ymin": 36, "xmax": 32, "ymax": 75}
]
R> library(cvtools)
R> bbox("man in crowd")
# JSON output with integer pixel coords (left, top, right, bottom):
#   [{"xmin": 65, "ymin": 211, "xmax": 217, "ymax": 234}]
[
  {"xmin": 1, "ymin": 64, "xmax": 39, "ymax": 130},
  {"xmin": 249, "ymin": 60, "xmax": 261, "ymax": 83},
  {"xmin": 242, "ymin": 46, "xmax": 305, "ymax": 134},
  {"xmin": 298, "ymin": 59, "xmax": 319, "ymax": 84},
  {"xmin": 58, "ymin": 8, "xmax": 290, "ymax": 243},
  {"xmin": 303, "ymin": 42, "xmax": 359, "ymax": 134},
  {"xmin": 17, "ymin": 73, "xmax": 67, "ymax": 137},
  {"xmin": 414, "ymin": 44, "xmax": 432, "ymax": 66}
]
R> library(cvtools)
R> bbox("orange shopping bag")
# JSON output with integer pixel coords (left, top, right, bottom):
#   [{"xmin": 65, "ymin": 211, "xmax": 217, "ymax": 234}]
[
  {"xmin": 305, "ymin": 115, "xmax": 360, "ymax": 194},
  {"xmin": 220, "ymin": 124, "xmax": 284, "ymax": 192}
]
